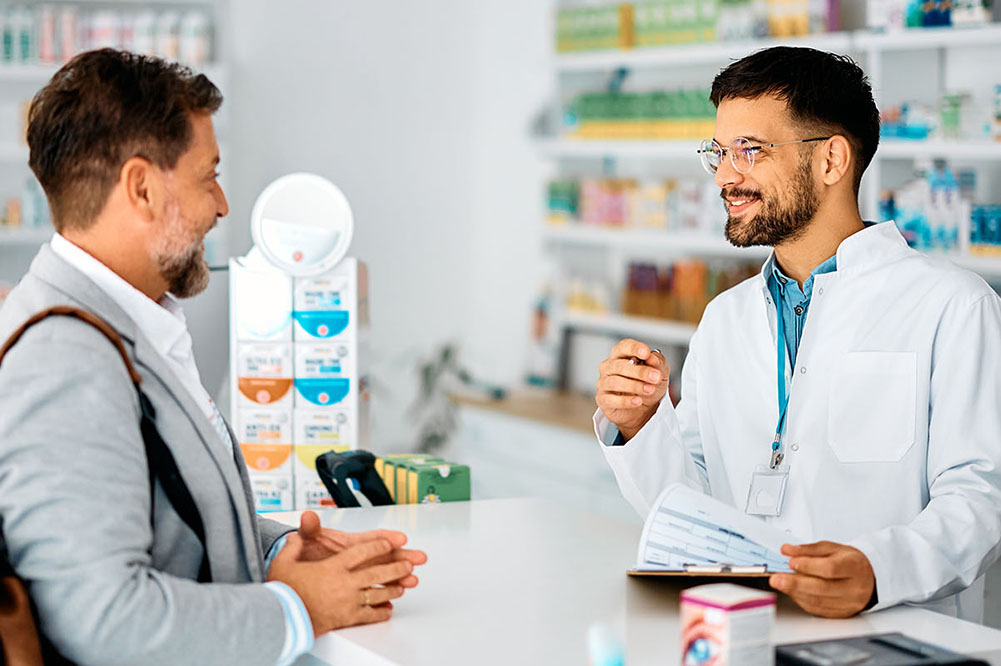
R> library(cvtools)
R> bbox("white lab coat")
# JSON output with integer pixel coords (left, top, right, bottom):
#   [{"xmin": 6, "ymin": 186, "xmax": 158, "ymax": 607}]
[{"xmin": 595, "ymin": 222, "xmax": 1001, "ymax": 622}]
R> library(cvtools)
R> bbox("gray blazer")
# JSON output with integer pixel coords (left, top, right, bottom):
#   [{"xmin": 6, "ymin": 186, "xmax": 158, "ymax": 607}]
[{"xmin": 0, "ymin": 245, "xmax": 295, "ymax": 665}]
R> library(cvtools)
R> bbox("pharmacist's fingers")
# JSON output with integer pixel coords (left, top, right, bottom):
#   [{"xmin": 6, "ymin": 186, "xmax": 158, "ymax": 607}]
[
  {"xmin": 598, "ymin": 375, "xmax": 656, "ymax": 397},
  {"xmin": 770, "ymin": 573, "xmax": 842, "ymax": 599},
  {"xmin": 601, "ymin": 358, "xmax": 666, "ymax": 384},
  {"xmin": 596, "ymin": 392, "xmax": 645, "ymax": 410},
  {"xmin": 610, "ymin": 339, "xmax": 653, "ymax": 361}
]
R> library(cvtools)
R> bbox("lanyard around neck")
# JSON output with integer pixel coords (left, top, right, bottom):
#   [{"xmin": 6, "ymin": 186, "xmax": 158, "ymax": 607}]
[{"xmin": 771, "ymin": 291, "xmax": 789, "ymax": 469}]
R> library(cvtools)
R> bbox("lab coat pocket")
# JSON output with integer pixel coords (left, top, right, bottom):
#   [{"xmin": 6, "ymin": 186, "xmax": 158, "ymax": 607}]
[{"xmin": 828, "ymin": 351, "xmax": 916, "ymax": 463}]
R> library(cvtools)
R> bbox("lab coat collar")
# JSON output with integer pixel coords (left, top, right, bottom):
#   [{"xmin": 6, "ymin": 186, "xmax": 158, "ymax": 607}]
[{"xmin": 754, "ymin": 220, "xmax": 910, "ymax": 292}]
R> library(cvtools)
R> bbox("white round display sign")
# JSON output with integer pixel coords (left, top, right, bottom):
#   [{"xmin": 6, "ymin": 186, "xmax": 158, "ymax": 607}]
[{"xmin": 250, "ymin": 173, "xmax": 354, "ymax": 276}]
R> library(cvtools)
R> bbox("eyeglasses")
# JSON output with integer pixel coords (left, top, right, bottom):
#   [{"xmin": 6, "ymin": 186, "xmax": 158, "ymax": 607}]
[{"xmin": 697, "ymin": 136, "xmax": 831, "ymax": 175}]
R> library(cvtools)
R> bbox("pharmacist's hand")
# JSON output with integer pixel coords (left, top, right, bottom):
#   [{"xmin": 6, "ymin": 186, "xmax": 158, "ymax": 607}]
[
  {"xmin": 769, "ymin": 541, "xmax": 876, "ymax": 618},
  {"xmin": 596, "ymin": 339, "xmax": 670, "ymax": 441},
  {"xmin": 267, "ymin": 533, "xmax": 415, "ymax": 636},
  {"xmin": 295, "ymin": 510, "xmax": 426, "ymax": 588}
]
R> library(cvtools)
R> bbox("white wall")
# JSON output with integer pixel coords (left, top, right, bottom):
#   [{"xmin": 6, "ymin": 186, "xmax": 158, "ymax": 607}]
[{"xmin": 221, "ymin": 0, "xmax": 550, "ymax": 449}]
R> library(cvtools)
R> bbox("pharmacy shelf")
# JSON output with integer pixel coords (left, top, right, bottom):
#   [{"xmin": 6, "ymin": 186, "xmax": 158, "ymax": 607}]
[
  {"xmin": 553, "ymin": 25, "xmax": 1001, "ymax": 73},
  {"xmin": 542, "ymin": 225, "xmax": 770, "ymax": 258},
  {"xmin": 554, "ymin": 31, "xmax": 854, "ymax": 72},
  {"xmin": 854, "ymin": 24, "xmax": 1001, "ymax": 52},
  {"xmin": 0, "ymin": 227, "xmax": 52, "ymax": 245},
  {"xmin": 561, "ymin": 309, "xmax": 696, "ymax": 345},
  {"xmin": 537, "ymin": 138, "xmax": 700, "ymax": 159},
  {"xmin": 876, "ymin": 139, "xmax": 1001, "ymax": 161}
]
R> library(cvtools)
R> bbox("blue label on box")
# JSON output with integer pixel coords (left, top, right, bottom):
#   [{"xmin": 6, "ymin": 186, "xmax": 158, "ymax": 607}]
[
  {"xmin": 295, "ymin": 378, "xmax": 351, "ymax": 406},
  {"xmin": 293, "ymin": 311, "xmax": 350, "ymax": 339}
]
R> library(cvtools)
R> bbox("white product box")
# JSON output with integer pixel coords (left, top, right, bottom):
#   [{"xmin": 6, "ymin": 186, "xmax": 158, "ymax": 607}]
[
  {"xmin": 240, "ymin": 442, "xmax": 293, "ymax": 476},
  {"xmin": 246, "ymin": 473, "xmax": 294, "ymax": 513},
  {"xmin": 237, "ymin": 409, "xmax": 292, "ymax": 445},
  {"xmin": 230, "ymin": 257, "xmax": 293, "ymax": 342},
  {"xmin": 236, "ymin": 343, "xmax": 294, "ymax": 409},
  {"xmin": 292, "ymin": 258, "xmax": 364, "ymax": 342},
  {"xmin": 294, "ymin": 342, "xmax": 355, "ymax": 379},
  {"xmin": 293, "ymin": 409, "xmax": 354, "ymax": 448},
  {"xmin": 680, "ymin": 584, "xmax": 776, "ymax": 666}
]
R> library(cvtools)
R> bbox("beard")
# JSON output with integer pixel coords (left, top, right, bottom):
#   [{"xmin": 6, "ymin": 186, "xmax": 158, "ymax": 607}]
[
  {"xmin": 723, "ymin": 155, "xmax": 820, "ymax": 248},
  {"xmin": 150, "ymin": 200, "xmax": 212, "ymax": 299}
]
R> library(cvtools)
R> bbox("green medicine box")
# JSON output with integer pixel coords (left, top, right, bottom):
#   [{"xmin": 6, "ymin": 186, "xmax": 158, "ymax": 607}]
[
  {"xmin": 406, "ymin": 463, "xmax": 471, "ymax": 504},
  {"xmin": 379, "ymin": 454, "xmax": 440, "ymax": 502},
  {"xmin": 394, "ymin": 457, "xmax": 444, "ymax": 502}
]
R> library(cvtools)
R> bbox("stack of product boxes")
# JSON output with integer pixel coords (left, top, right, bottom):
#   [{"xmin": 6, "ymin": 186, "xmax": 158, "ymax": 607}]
[
  {"xmin": 376, "ymin": 454, "xmax": 471, "ymax": 505},
  {"xmin": 230, "ymin": 253, "xmax": 369, "ymax": 512}
]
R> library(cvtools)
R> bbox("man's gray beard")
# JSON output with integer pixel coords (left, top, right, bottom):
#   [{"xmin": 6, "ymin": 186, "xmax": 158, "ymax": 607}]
[
  {"xmin": 157, "ymin": 239, "xmax": 210, "ymax": 298},
  {"xmin": 724, "ymin": 157, "xmax": 820, "ymax": 248}
]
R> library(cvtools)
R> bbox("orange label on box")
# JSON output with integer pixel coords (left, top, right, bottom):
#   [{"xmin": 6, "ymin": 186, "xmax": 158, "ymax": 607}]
[
  {"xmin": 238, "ymin": 377, "xmax": 293, "ymax": 405},
  {"xmin": 240, "ymin": 443, "xmax": 293, "ymax": 472}
]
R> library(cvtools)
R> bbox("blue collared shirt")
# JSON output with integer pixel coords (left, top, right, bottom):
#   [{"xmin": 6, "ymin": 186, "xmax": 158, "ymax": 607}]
[{"xmin": 766, "ymin": 253, "xmax": 838, "ymax": 367}]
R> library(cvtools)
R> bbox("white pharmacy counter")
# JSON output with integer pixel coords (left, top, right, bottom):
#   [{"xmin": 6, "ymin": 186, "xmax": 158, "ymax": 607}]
[{"xmin": 269, "ymin": 499, "xmax": 1001, "ymax": 666}]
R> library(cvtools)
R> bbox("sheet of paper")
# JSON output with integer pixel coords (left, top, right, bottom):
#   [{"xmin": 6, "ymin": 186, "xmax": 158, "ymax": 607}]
[{"xmin": 635, "ymin": 483, "xmax": 803, "ymax": 573}]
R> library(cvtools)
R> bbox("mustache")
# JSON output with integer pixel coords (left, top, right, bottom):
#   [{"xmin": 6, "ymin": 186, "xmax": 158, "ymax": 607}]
[{"xmin": 720, "ymin": 187, "xmax": 761, "ymax": 201}]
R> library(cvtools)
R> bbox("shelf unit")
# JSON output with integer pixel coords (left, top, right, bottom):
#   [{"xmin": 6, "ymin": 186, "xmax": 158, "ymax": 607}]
[
  {"xmin": 0, "ymin": 1, "xmax": 230, "ymax": 271},
  {"xmin": 542, "ymin": 225, "xmax": 770, "ymax": 258},
  {"xmin": 541, "ymin": 23, "xmax": 1001, "ymax": 359},
  {"xmin": 560, "ymin": 309, "xmax": 696, "ymax": 345}
]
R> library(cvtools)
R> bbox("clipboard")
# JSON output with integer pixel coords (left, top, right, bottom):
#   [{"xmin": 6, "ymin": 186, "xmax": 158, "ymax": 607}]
[{"xmin": 627, "ymin": 564, "xmax": 774, "ymax": 578}]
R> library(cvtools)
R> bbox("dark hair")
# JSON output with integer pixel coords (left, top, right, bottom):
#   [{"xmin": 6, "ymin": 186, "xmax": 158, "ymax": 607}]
[
  {"xmin": 710, "ymin": 47, "xmax": 879, "ymax": 194},
  {"xmin": 27, "ymin": 48, "xmax": 222, "ymax": 232}
]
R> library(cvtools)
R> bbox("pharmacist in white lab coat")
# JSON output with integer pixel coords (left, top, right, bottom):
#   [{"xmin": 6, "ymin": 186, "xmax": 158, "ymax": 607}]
[{"xmin": 594, "ymin": 47, "xmax": 1001, "ymax": 622}]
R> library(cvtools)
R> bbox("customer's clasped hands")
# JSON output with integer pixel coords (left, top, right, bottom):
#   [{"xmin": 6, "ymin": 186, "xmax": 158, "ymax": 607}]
[{"xmin": 267, "ymin": 510, "xmax": 428, "ymax": 636}]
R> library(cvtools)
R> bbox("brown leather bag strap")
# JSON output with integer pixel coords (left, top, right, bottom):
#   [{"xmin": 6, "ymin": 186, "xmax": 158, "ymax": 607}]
[{"xmin": 0, "ymin": 306, "xmax": 141, "ymax": 386}]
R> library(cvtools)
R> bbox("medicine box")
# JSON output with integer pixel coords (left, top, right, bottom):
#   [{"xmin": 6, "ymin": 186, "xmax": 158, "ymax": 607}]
[
  {"xmin": 236, "ymin": 343, "xmax": 293, "ymax": 409},
  {"xmin": 230, "ymin": 258, "xmax": 293, "ymax": 342},
  {"xmin": 406, "ymin": 463, "xmax": 471, "ymax": 504},
  {"xmin": 245, "ymin": 473, "xmax": 293, "ymax": 513},
  {"xmin": 237, "ymin": 409, "xmax": 292, "ymax": 445},
  {"xmin": 680, "ymin": 584, "xmax": 775, "ymax": 666},
  {"xmin": 378, "ymin": 454, "xmax": 442, "ymax": 502},
  {"xmin": 293, "ymin": 409, "xmax": 353, "ymax": 448},
  {"xmin": 293, "ymin": 258, "xmax": 367, "ymax": 342},
  {"xmin": 394, "ymin": 457, "xmax": 445, "ymax": 502}
]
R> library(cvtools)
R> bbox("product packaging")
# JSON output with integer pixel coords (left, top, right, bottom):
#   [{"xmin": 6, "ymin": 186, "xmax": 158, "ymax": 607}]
[
  {"xmin": 406, "ymin": 462, "xmax": 471, "ymax": 504},
  {"xmin": 680, "ymin": 584, "xmax": 776, "ymax": 666}
]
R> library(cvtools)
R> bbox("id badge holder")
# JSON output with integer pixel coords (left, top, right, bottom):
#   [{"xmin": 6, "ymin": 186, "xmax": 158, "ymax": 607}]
[{"xmin": 744, "ymin": 464, "xmax": 790, "ymax": 516}]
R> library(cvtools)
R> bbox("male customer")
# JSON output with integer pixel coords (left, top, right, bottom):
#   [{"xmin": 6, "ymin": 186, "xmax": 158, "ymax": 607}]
[
  {"xmin": 0, "ymin": 49, "xmax": 426, "ymax": 665},
  {"xmin": 594, "ymin": 47, "xmax": 1001, "ymax": 620}
]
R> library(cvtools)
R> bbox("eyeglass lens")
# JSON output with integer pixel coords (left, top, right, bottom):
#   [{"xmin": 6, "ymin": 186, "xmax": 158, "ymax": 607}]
[{"xmin": 700, "ymin": 137, "xmax": 756, "ymax": 175}]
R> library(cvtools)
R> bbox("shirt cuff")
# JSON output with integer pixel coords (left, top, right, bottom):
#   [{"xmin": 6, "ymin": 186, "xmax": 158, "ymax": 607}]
[
  {"xmin": 264, "ymin": 532, "xmax": 292, "ymax": 574},
  {"xmin": 601, "ymin": 422, "xmax": 626, "ymax": 447},
  {"xmin": 264, "ymin": 581, "xmax": 315, "ymax": 666}
]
